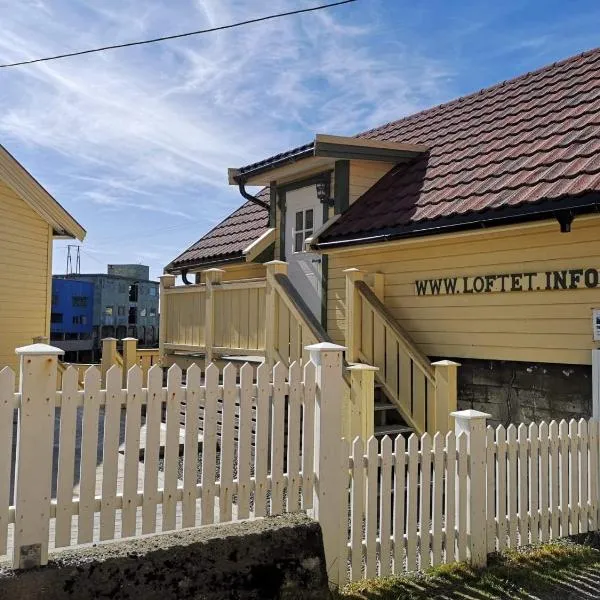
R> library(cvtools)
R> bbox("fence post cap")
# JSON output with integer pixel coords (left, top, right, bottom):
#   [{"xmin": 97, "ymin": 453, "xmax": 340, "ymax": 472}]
[
  {"xmin": 122, "ymin": 337, "xmax": 138, "ymax": 341},
  {"xmin": 101, "ymin": 337, "xmax": 118, "ymax": 342},
  {"xmin": 304, "ymin": 342, "xmax": 346, "ymax": 352},
  {"xmin": 450, "ymin": 409, "xmax": 491, "ymax": 420},
  {"xmin": 432, "ymin": 360, "xmax": 461, "ymax": 367},
  {"xmin": 346, "ymin": 363, "xmax": 379, "ymax": 371},
  {"xmin": 15, "ymin": 343, "xmax": 64, "ymax": 356}
]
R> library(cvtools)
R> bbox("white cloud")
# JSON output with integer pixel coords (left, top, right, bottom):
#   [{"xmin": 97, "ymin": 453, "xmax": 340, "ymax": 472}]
[{"xmin": 0, "ymin": 0, "xmax": 454, "ymax": 279}]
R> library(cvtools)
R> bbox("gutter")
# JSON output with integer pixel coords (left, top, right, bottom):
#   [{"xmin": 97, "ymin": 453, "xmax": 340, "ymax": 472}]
[
  {"xmin": 315, "ymin": 194, "xmax": 600, "ymax": 250},
  {"xmin": 237, "ymin": 181, "xmax": 269, "ymax": 211}
]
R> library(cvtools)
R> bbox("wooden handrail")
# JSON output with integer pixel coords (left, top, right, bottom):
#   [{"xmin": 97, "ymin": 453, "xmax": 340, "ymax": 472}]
[{"xmin": 356, "ymin": 280, "xmax": 435, "ymax": 383}]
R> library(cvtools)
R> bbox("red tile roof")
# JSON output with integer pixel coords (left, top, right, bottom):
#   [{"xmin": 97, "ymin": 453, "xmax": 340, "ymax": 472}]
[
  {"xmin": 166, "ymin": 188, "xmax": 269, "ymax": 272},
  {"xmin": 320, "ymin": 48, "xmax": 600, "ymax": 244}
]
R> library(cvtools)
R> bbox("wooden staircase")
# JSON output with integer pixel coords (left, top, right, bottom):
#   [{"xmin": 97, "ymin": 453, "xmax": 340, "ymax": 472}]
[{"xmin": 373, "ymin": 381, "xmax": 413, "ymax": 438}]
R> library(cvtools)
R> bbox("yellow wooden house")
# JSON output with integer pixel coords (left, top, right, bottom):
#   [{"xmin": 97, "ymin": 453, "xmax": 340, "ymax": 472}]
[
  {"xmin": 0, "ymin": 145, "xmax": 85, "ymax": 371},
  {"xmin": 164, "ymin": 47, "xmax": 600, "ymax": 434}
]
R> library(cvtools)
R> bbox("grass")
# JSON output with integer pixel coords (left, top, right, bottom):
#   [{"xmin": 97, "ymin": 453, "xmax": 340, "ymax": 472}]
[{"xmin": 334, "ymin": 540, "xmax": 600, "ymax": 599}]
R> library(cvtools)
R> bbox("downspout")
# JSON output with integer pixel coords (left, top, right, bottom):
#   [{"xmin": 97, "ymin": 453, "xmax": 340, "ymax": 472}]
[{"xmin": 237, "ymin": 180, "xmax": 270, "ymax": 210}]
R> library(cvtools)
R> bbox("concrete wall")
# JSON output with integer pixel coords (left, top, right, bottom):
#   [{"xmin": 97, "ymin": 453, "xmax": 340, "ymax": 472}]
[
  {"xmin": 456, "ymin": 357, "xmax": 592, "ymax": 427},
  {"xmin": 0, "ymin": 514, "xmax": 330, "ymax": 600}
]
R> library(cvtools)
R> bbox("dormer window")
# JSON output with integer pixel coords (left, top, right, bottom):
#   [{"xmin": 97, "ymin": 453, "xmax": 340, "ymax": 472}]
[{"xmin": 294, "ymin": 208, "xmax": 314, "ymax": 252}]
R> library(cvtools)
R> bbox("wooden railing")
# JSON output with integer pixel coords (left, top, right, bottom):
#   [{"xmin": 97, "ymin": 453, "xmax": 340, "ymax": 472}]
[
  {"xmin": 160, "ymin": 271, "xmax": 266, "ymax": 362},
  {"xmin": 346, "ymin": 271, "xmax": 458, "ymax": 435}
]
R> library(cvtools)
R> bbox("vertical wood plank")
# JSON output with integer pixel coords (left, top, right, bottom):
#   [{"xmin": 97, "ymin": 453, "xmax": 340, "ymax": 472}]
[
  {"xmin": 351, "ymin": 437, "xmax": 364, "ymax": 581},
  {"xmin": 237, "ymin": 363, "xmax": 253, "ymax": 520},
  {"xmin": 239, "ymin": 289, "xmax": 250, "ymax": 350},
  {"xmin": 254, "ymin": 362, "xmax": 270, "ymax": 518},
  {"xmin": 457, "ymin": 432, "xmax": 468, "ymax": 562},
  {"xmin": 419, "ymin": 433, "xmax": 432, "ymax": 571},
  {"xmin": 55, "ymin": 366, "xmax": 78, "ymax": 548},
  {"xmin": 373, "ymin": 315, "xmax": 386, "ymax": 375},
  {"xmin": 539, "ymin": 421, "xmax": 550, "ymax": 543},
  {"xmin": 270, "ymin": 362, "xmax": 286, "ymax": 515},
  {"xmin": 301, "ymin": 361, "xmax": 316, "ymax": 510},
  {"xmin": 579, "ymin": 419, "xmax": 589, "ymax": 534},
  {"xmin": 486, "ymin": 426, "xmax": 496, "ymax": 553},
  {"xmin": 412, "ymin": 367, "xmax": 426, "ymax": 434},
  {"xmin": 393, "ymin": 434, "xmax": 406, "ymax": 575},
  {"xmin": 569, "ymin": 419, "xmax": 580, "ymax": 535},
  {"xmin": 219, "ymin": 364, "xmax": 236, "ymax": 522},
  {"xmin": 142, "ymin": 365, "xmax": 163, "ymax": 534},
  {"xmin": 286, "ymin": 362, "xmax": 302, "ymax": 513},
  {"xmin": 248, "ymin": 288, "xmax": 258, "ymax": 351},
  {"xmin": 380, "ymin": 436, "xmax": 393, "ymax": 577},
  {"xmin": 559, "ymin": 420, "xmax": 569, "ymax": 537},
  {"xmin": 182, "ymin": 364, "xmax": 201, "ymax": 529},
  {"xmin": 365, "ymin": 437, "xmax": 378, "ymax": 579},
  {"xmin": 445, "ymin": 431, "xmax": 456, "ymax": 564},
  {"xmin": 529, "ymin": 422, "xmax": 539, "ymax": 545},
  {"xmin": 78, "ymin": 367, "xmax": 101, "ymax": 544},
  {"xmin": 277, "ymin": 299, "xmax": 290, "ymax": 362},
  {"xmin": 549, "ymin": 421, "xmax": 560, "ymax": 539},
  {"xmin": 361, "ymin": 305, "xmax": 373, "ymax": 364},
  {"xmin": 588, "ymin": 420, "xmax": 598, "ymax": 532},
  {"xmin": 406, "ymin": 434, "xmax": 418, "ymax": 571},
  {"xmin": 517, "ymin": 423, "xmax": 529, "ymax": 546},
  {"xmin": 201, "ymin": 363, "xmax": 219, "ymax": 525},
  {"xmin": 506, "ymin": 424, "xmax": 518, "ymax": 548},
  {"xmin": 100, "ymin": 365, "xmax": 123, "ymax": 540},
  {"xmin": 121, "ymin": 365, "xmax": 143, "ymax": 538},
  {"xmin": 0, "ymin": 368, "xmax": 14, "ymax": 555},
  {"xmin": 399, "ymin": 353, "xmax": 411, "ymax": 418},
  {"xmin": 385, "ymin": 335, "xmax": 398, "ymax": 397},
  {"xmin": 338, "ymin": 437, "xmax": 351, "ymax": 586},
  {"xmin": 162, "ymin": 365, "xmax": 182, "ymax": 531},
  {"xmin": 496, "ymin": 425, "xmax": 507, "ymax": 552}
]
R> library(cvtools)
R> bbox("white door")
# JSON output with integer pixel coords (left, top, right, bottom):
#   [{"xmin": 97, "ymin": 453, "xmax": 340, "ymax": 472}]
[{"xmin": 285, "ymin": 186, "xmax": 324, "ymax": 321}]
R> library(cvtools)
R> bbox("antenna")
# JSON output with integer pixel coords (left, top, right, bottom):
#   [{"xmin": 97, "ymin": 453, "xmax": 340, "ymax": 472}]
[{"xmin": 66, "ymin": 245, "xmax": 81, "ymax": 275}]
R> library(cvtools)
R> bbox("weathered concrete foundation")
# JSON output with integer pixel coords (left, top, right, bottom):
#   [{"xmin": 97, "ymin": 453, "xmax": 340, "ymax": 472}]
[
  {"xmin": 0, "ymin": 513, "xmax": 330, "ymax": 600},
  {"xmin": 455, "ymin": 358, "xmax": 592, "ymax": 427}
]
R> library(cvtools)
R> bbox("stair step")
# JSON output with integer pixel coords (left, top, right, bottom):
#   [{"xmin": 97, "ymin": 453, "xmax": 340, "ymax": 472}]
[
  {"xmin": 374, "ymin": 402, "xmax": 396, "ymax": 411},
  {"xmin": 375, "ymin": 424, "xmax": 414, "ymax": 437}
]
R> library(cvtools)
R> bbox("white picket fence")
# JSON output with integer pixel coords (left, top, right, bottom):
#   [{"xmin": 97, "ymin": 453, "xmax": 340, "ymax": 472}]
[
  {"xmin": 342, "ymin": 412, "xmax": 600, "ymax": 584},
  {"xmin": 3, "ymin": 342, "xmax": 346, "ymax": 571},
  {"xmin": 5, "ymin": 342, "xmax": 600, "ymax": 589}
]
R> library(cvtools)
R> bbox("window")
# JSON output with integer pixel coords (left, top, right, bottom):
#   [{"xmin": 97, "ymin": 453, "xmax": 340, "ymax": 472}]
[
  {"xmin": 293, "ymin": 209, "xmax": 313, "ymax": 252},
  {"xmin": 52, "ymin": 294, "xmax": 58, "ymax": 306},
  {"xmin": 128, "ymin": 306, "xmax": 137, "ymax": 324},
  {"xmin": 129, "ymin": 284, "xmax": 138, "ymax": 302},
  {"xmin": 104, "ymin": 306, "xmax": 113, "ymax": 316},
  {"xmin": 149, "ymin": 287, "xmax": 157, "ymax": 297},
  {"xmin": 117, "ymin": 305, "xmax": 126, "ymax": 316},
  {"xmin": 140, "ymin": 308, "xmax": 147, "ymax": 317},
  {"xmin": 150, "ymin": 307, "xmax": 157, "ymax": 316},
  {"xmin": 72, "ymin": 315, "xmax": 88, "ymax": 325},
  {"xmin": 72, "ymin": 296, "xmax": 88, "ymax": 307},
  {"xmin": 51, "ymin": 312, "xmax": 63, "ymax": 324}
]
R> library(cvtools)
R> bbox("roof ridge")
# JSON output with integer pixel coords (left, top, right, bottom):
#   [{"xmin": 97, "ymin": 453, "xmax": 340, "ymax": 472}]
[{"xmin": 358, "ymin": 46, "xmax": 600, "ymax": 139}]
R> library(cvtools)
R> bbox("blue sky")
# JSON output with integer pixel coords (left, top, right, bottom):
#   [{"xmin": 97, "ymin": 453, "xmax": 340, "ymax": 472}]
[{"xmin": 1, "ymin": 0, "xmax": 599, "ymax": 281}]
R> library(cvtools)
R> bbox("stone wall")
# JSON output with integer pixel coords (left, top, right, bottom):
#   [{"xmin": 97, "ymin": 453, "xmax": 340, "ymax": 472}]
[
  {"xmin": 0, "ymin": 514, "xmax": 330, "ymax": 600},
  {"xmin": 456, "ymin": 358, "xmax": 592, "ymax": 427}
]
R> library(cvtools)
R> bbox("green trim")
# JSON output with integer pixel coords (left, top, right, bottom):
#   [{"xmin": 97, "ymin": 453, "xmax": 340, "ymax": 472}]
[
  {"xmin": 269, "ymin": 180, "xmax": 277, "ymax": 228},
  {"xmin": 314, "ymin": 141, "xmax": 422, "ymax": 162},
  {"xmin": 334, "ymin": 160, "xmax": 350, "ymax": 215},
  {"xmin": 321, "ymin": 199, "xmax": 330, "ymax": 326},
  {"xmin": 278, "ymin": 187, "xmax": 286, "ymax": 261},
  {"xmin": 277, "ymin": 171, "xmax": 332, "ymax": 193}
]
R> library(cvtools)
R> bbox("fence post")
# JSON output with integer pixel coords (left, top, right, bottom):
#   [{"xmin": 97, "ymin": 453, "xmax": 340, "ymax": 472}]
[
  {"xmin": 344, "ymin": 268, "xmax": 364, "ymax": 363},
  {"xmin": 346, "ymin": 364, "xmax": 378, "ymax": 440},
  {"xmin": 265, "ymin": 261, "xmax": 288, "ymax": 368},
  {"xmin": 306, "ymin": 341, "xmax": 346, "ymax": 586},
  {"xmin": 101, "ymin": 337, "xmax": 118, "ymax": 386},
  {"xmin": 432, "ymin": 360, "xmax": 460, "ymax": 434},
  {"xmin": 451, "ymin": 408, "xmax": 491, "ymax": 568},
  {"xmin": 203, "ymin": 268, "xmax": 225, "ymax": 364},
  {"xmin": 13, "ymin": 343, "xmax": 63, "ymax": 569},
  {"xmin": 121, "ymin": 337, "xmax": 138, "ymax": 387},
  {"xmin": 158, "ymin": 273, "xmax": 176, "ymax": 366}
]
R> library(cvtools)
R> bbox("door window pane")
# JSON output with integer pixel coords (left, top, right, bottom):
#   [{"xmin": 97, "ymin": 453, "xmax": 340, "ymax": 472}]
[
  {"xmin": 305, "ymin": 209, "xmax": 313, "ymax": 230},
  {"xmin": 294, "ymin": 232, "xmax": 304, "ymax": 253},
  {"xmin": 295, "ymin": 211, "xmax": 303, "ymax": 231}
]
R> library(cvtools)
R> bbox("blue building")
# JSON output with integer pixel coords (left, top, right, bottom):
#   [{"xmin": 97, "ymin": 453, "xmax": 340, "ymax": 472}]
[{"xmin": 50, "ymin": 279, "xmax": 94, "ymax": 361}]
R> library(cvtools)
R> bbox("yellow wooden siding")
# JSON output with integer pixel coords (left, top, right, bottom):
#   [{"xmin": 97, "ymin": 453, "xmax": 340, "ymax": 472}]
[
  {"xmin": 349, "ymin": 160, "xmax": 394, "ymax": 204},
  {"xmin": 327, "ymin": 216, "xmax": 600, "ymax": 365},
  {"xmin": 0, "ymin": 180, "xmax": 52, "ymax": 371},
  {"xmin": 221, "ymin": 262, "xmax": 266, "ymax": 281}
]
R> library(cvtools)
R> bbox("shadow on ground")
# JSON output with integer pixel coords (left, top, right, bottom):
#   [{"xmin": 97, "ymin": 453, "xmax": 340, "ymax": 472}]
[{"xmin": 336, "ymin": 540, "xmax": 600, "ymax": 600}]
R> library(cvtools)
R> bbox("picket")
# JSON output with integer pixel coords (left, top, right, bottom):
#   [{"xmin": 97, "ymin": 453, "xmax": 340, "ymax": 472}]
[
  {"xmin": 495, "ymin": 425, "xmax": 507, "ymax": 552},
  {"xmin": 456, "ymin": 433, "xmax": 468, "ymax": 561},
  {"xmin": 431, "ymin": 432, "xmax": 444, "ymax": 566},
  {"xmin": 219, "ymin": 364, "xmax": 236, "ymax": 523},
  {"xmin": 549, "ymin": 420, "xmax": 560, "ymax": 538},
  {"xmin": 579, "ymin": 419, "xmax": 589, "ymax": 534},
  {"xmin": 201, "ymin": 363, "xmax": 219, "ymax": 525},
  {"xmin": 529, "ymin": 422, "xmax": 539, "ymax": 545},
  {"xmin": 569, "ymin": 419, "xmax": 580, "ymax": 535},
  {"xmin": 365, "ymin": 436, "xmax": 378, "ymax": 579},
  {"xmin": 539, "ymin": 421, "xmax": 550, "ymax": 543},
  {"xmin": 182, "ymin": 364, "xmax": 201, "ymax": 529},
  {"xmin": 0, "ymin": 368, "xmax": 13, "ymax": 555},
  {"xmin": 301, "ymin": 360, "xmax": 316, "ymax": 510},
  {"xmin": 406, "ymin": 434, "xmax": 418, "ymax": 571},
  {"xmin": 506, "ymin": 424, "xmax": 518, "ymax": 548},
  {"xmin": 380, "ymin": 436, "xmax": 393, "ymax": 576},
  {"xmin": 393, "ymin": 434, "xmax": 406, "ymax": 573},
  {"xmin": 589, "ymin": 420, "xmax": 599, "ymax": 531},
  {"xmin": 486, "ymin": 426, "xmax": 496, "ymax": 554},
  {"xmin": 419, "ymin": 433, "xmax": 432, "ymax": 570},
  {"xmin": 559, "ymin": 420, "xmax": 569, "ymax": 537},
  {"xmin": 270, "ymin": 362, "xmax": 286, "ymax": 516},
  {"xmin": 122, "ymin": 365, "xmax": 143, "ymax": 537},
  {"xmin": 254, "ymin": 362, "xmax": 270, "ymax": 518},
  {"xmin": 350, "ymin": 437, "xmax": 365, "ymax": 581},
  {"xmin": 517, "ymin": 423, "xmax": 528, "ymax": 545},
  {"xmin": 237, "ymin": 363, "xmax": 253, "ymax": 520},
  {"xmin": 286, "ymin": 362, "xmax": 301, "ymax": 514},
  {"xmin": 444, "ymin": 431, "xmax": 456, "ymax": 564}
]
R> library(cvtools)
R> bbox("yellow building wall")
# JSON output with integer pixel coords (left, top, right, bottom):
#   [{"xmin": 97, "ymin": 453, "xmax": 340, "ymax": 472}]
[
  {"xmin": 349, "ymin": 160, "xmax": 394, "ymax": 204},
  {"xmin": 327, "ymin": 216, "xmax": 600, "ymax": 365},
  {"xmin": 0, "ymin": 180, "xmax": 52, "ymax": 371}
]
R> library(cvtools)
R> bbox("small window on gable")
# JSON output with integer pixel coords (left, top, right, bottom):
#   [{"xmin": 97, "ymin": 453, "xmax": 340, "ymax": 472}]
[{"xmin": 293, "ymin": 208, "xmax": 314, "ymax": 253}]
